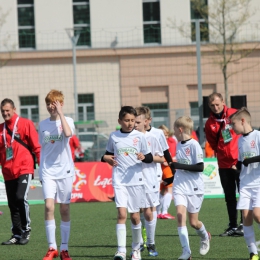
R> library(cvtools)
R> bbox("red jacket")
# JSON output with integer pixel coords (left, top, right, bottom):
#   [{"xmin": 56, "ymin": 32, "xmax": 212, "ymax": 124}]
[
  {"xmin": 69, "ymin": 135, "xmax": 80, "ymax": 161},
  {"xmin": 0, "ymin": 113, "xmax": 41, "ymax": 181},
  {"xmin": 205, "ymin": 105, "xmax": 239, "ymax": 168}
]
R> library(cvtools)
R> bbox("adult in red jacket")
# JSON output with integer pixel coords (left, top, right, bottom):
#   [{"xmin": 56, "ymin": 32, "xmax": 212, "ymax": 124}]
[
  {"xmin": 0, "ymin": 98, "xmax": 40, "ymax": 245},
  {"xmin": 205, "ymin": 92, "xmax": 243, "ymax": 237}
]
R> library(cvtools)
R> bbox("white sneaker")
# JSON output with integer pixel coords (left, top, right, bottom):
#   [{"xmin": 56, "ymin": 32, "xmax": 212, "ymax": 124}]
[
  {"xmin": 131, "ymin": 249, "xmax": 141, "ymax": 260},
  {"xmin": 200, "ymin": 232, "xmax": 211, "ymax": 255},
  {"xmin": 178, "ymin": 252, "xmax": 191, "ymax": 260},
  {"xmin": 114, "ymin": 251, "xmax": 126, "ymax": 260}
]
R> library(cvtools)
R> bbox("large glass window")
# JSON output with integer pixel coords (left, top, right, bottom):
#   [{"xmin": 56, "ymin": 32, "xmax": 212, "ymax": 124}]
[
  {"xmin": 73, "ymin": 0, "xmax": 91, "ymax": 46},
  {"xmin": 20, "ymin": 96, "xmax": 39, "ymax": 122},
  {"xmin": 190, "ymin": 0, "xmax": 209, "ymax": 42},
  {"xmin": 142, "ymin": 103, "xmax": 168, "ymax": 128},
  {"xmin": 143, "ymin": 0, "xmax": 161, "ymax": 44},
  {"xmin": 17, "ymin": 0, "xmax": 35, "ymax": 48},
  {"xmin": 77, "ymin": 94, "xmax": 94, "ymax": 121}
]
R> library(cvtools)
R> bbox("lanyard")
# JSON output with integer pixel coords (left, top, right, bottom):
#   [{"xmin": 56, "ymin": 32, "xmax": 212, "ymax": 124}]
[{"xmin": 3, "ymin": 117, "xmax": 19, "ymax": 148}]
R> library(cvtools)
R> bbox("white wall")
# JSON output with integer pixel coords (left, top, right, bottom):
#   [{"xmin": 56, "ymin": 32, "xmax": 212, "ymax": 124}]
[{"xmin": 90, "ymin": 0, "xmax": 143, "ymax": 48}]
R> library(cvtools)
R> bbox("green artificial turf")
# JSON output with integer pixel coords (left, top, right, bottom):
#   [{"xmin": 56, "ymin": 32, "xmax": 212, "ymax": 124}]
[{"xmin": 0, "ymin": 198, "xmax": 253, "ymax": 259}]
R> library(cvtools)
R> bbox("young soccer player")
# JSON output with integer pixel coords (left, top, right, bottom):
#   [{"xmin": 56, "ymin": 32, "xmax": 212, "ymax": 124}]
[
  {"xmin": 170, "ymin": 116, "xmax": 210, "ymax": 260},
  {"xmin": 230, "ymin": 107, "xmax": 260, "ymax": 260},
  {"xmin": 38, "ymin": 90, "xmax": 75, "ymax": 260},
  {"xmin": 101, "ymin": 106, "xmax": 153, "ymax": 260},
  {"xmin": 135, "ymin": 106, "xmax": 165, "ymax": 257}
]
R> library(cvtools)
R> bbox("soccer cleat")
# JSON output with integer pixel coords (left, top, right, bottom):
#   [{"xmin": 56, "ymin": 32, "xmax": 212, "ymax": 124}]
[
  {"xmin": 18, "ymin": 231, "xmax": 30, "ymax": 245},
  {"xmin": 157, "ymin": 214, "xmax": 162, "ymax": 219},
  {"xmin": 60, "ymin": 250, "xmax": 72, "ymax": 260},
  {"xmin": 147, "ymin": 244, "xmax": 158, "ymax": 257},
  {"xmin": 199, "ymin": 232, "xmax": 211, "ymax": 255},
  {"xmin": 43, "ymin": 248, "xmax": 59, "ymax": 260},
  {"xmin": 178, "ymin": 252, "xmax": 192, "ymax": 260},
  {"xmin": 114, "ymin": 251, "xmax": 126, "ymax": 260},
  {"xmin": 250, "ymin": 253, "xmax": 259, "ymax": 260},
  {"xmin": 142, "ymin": 227, "xmax": 147, "ymax": 246},
  {"xmin": 1, "ymin": 235, "xmax": 21, "ymax": 245},
  {"xmin": 235, "ymin": 223, "xmax": 244, "ymax": 236},
  {"xmin": 131, "ymin": 249, "xmax": 141, "ymax": 260},
  {"xmin": 160, "ymin": 213, "xmax": 175, "ymax": 220},
  {"xmin": 219, "ymin": 225, "xmax": 237, "ymax": 237}
]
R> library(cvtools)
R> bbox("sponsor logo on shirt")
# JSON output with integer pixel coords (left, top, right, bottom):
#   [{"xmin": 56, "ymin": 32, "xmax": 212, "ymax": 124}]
[
  {"xmin": 118, "ymin": 147, "xmax": 137, "ymax": 156},
  {"xmin": 178, "ymin": 158, "xmax": 190, "ymax": 165},
  {"xmin": 242, "ymin": 151, "xmax": 256, "ymax": 159},
  {"xmin": 44, "ymin": 135, "xmax": 63, "ymax": 143},
  {"xmin": 251, "ymin": 140, "xmax": 255, "ymax": 148},
  {"xmin": 197, "ymin": 154, "xmax": 203, "ymax": 159}
]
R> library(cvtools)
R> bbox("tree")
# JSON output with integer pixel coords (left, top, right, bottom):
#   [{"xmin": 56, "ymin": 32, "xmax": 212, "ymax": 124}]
[{"xmin": 175, "ymin": 0, "xmax": 259, "ymax": 106}]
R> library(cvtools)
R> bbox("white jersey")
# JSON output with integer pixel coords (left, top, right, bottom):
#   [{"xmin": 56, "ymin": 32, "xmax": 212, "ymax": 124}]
[
  {"xmin": 106, "ymin": 129, "xmax": 150, "ymax": 187},
  {"xmin": 173, "ymin": 139, "xmax": 204, "ymax": 195},
  {"xmin": 38, "ymin": 116, "xmax": 75, "ymax": 181},
  {"xmin": 142, "ymin": 131, "xmax": 164, "ymax": 193},
  {"xmin": 148, "ymin": 127, "xmax": 169, "ymax": 181},
  {"xmin": 238, "ymin": 130, "xmax": 260, "ymax": 189}
]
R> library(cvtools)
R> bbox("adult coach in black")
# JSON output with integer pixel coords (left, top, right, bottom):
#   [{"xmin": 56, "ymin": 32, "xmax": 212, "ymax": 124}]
[
  {"xmin": 205, "ymin": 92, "xmax": 243, "ymax": 237},
  {"xmin": 0, "ymin": 98, "xmax": 40, "ymax": 245}
]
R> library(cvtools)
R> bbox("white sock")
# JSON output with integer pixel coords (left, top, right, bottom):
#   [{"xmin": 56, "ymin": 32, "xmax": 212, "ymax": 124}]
[
  {"xmin": 156, "ymin": 194, "xmax": 163, "ymax": 214},
  {"xmin": 153, "ymin": 211, "xmax": 157, "ymax": 228},
  {"xmin": 162, "ymin": 193, "xmax": 172, "ymax": 214},
  {"xmin": 116, "ymin": 224, "xmax": 126, "ymax": 253},
  {"xmin": 45, "ymin": 219, "xmax": 57, "ymax": 250},
  {"xmin": 145, "ymin": 218, "xmax": 156, "ymax": 245},
  {"xmin": 60, "ymin": 221, "xmax": 70, "ymax": 251},
  {"xmin": 195, "ymin": 223, "xmax": 209, "ymax": 241},
  {"xmin": 131, "ymin": 222, "xmax": 141, "ymax": 250},
  {"xmin": 178, "ymin": 226, "xmax": 191, "ymax": 254},
  {"xmin": 244, "ymin": 225, "xmax": 257, "ymax": 254}
]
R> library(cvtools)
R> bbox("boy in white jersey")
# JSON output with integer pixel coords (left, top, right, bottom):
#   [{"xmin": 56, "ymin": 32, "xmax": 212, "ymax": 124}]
[
  {"xmin": 143, "ymin": 107, "xmax": 175, "ymax": 220},
  {"xmin": 135, "ymin": 106, "xmax": 164, "ymax": 257},
  {"xmin": 230, "ymin": 108, "xmax": 260, "ymax": 260},
  {"xmin": 169, "ymin": 116, "xmax": 210, "ymax": 260},
  {"xmin": 38, "ymin": 90, "xmax": 75, "ymax": 260},
  {"xmin": 101, "ymin": 106, "xmax": 153, "ymax": 260}
]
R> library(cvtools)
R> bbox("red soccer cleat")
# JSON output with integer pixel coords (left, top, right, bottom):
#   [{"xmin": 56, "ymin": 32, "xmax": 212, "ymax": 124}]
[
  {"xmin": 60, "ymin": 250, "xmax": 72, "ymax": 260},
  {"xmin": 157, "ymin": 214, "xmax": 162, "ymax": 219},
  {"xmin": 43, "ymin": 248, "xmax": 59, "ymax": 260},
  {"xmin": 160, "ymin": 213, "xmax": 175, "ymax": 220}
]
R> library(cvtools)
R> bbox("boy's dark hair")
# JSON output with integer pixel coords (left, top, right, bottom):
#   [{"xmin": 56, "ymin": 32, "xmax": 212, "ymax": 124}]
[
  {"xmin": 1, "ymin": 98, "xmax": 15, "ymax": 108},
  {"xmin": 119, "ymin": 106, "xmax": 137, "ymax": 120}
]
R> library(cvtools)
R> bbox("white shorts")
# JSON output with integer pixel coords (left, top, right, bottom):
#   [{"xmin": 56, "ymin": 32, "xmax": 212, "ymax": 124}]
[
  {"xmin": 174, "ymin": 193, "xmax": 204, "ymax": 213},
  {"xmin": 114, "ymin": 185, "xmax": 145, "ymax": 213},
  {"xmin": 42, "ymin": 177, "xmax": 73, "ymax": 204},
  {"xmin": 237, "ymin": 187, "xmax": 260, "ymax": 210},
  {"xmin": 144, "ymin": 191, "xmax": 160, "ymax": 208}
]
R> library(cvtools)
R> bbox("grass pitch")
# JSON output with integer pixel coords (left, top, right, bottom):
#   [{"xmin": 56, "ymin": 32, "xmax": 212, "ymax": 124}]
[{"xmin": 0, "ymin": 198, "xmax": 253, "ymax": 260}]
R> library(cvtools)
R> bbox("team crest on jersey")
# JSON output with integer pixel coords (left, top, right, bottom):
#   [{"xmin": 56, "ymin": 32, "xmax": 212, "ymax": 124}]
[
  {"xmin": 133, "ymin": 138, "xmax": 139, "ymax": 146},
  {"xmin": 185, "ymin": 148, "xmax": 190, "ymax": 156},
  {"xmin": 147, "ymin": 141, "xmax": 151, "ymax": 146},
  {"xmin": 118, "ymin": 147, "xmax": 137, "ymax": 156},
  {"xmin": 242, "ymin": 151, "xmax": 256, "ymax": 159},
  {"xmin": 250, "ymin": 140, "xmax": 255, "ymax": 148},
  {"xmin": 44, "ymin": 135, "xmax": 63, "ymax": 143}
]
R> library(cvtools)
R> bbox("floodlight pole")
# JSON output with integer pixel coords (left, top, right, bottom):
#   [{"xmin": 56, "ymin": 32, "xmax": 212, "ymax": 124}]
[
  {"xmin": 195, "ymin": 19, "xmax": 204, "ymax": 146},
  {"xmin": 67, "ymin": 30, "xmax": 80, "ymax": 121}
]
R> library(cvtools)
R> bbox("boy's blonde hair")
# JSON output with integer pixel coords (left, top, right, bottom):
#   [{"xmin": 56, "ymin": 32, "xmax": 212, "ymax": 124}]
[
  {"xmin": 158, "ymin": 124, "xmax": 170, "ymax": 135},
  {"xmin": 229, "ymin": 107, "xmax": 251, "ymax": 125},
  {"xmin": 174, "ymin": 116, "xmax": 193, "ymax": 135},
  {"xmin": 45, "ymin": 89, "xmax": 64, "ymax": 104},
  {"xmin": 135, "ymin": 106, "xmax": 147, "ymax": 117},
  {"xmin": 143, "ymin": 106, "xmax": 151, "ymax": 119}
]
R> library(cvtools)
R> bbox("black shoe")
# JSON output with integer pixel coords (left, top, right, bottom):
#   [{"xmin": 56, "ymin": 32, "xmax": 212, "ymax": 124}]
[
  {"xmin": 18, "ymin": 231, "xmax": 30, "ymax": 245},
  {"xmin": 235, "ymin": 223, "xmax": 244, "ymax": 236},
  {"xmin": 1, "ymin": 235, "xmax": 21, "ymax": 245},
  {"xmin": 219, "ymin": 226, "xmax": 237, "ymax": 237}
]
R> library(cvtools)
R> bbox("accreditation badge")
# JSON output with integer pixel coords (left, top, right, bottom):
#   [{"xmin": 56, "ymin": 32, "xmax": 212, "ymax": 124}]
[
  {"xmin": 221, "ymin": 125, "xmax": 232, "ymax": 143},
  {"xmin": 6, "ymin": 146, "xmax": 13, "ymax": 161}
]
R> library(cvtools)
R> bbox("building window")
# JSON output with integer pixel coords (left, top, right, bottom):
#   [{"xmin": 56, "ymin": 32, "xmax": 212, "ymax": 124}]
[
  {"xmin": 20, "ymin": 96, "xmax": 39, "ymax": 122},
  {"xmin": 190, "ymin": 0, "xmax": 209, "ymax": 42},
  {"xmin": 142, "ymin": 103, "xmax": 168, "ymax": 128},
  {"xmin": 190, "ymin": 101, "xmax": 199, "ymax": 116},
  {"xmin": 143, "ymin": 0, "xmax": 161, "ymax": 44},
  {"xmin": 78, "ymin": 94, "xmax": 94, "ymax": 121},
  {"xmin": 17, "ymin": 0, "xmax": 35, "ymax": 49},
  {"xmin": 73, "ymin": 0, "xmax": 91, "ymax": 46}
]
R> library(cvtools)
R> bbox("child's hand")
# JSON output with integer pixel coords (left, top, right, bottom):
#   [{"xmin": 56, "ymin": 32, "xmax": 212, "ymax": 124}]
[
  {"xmin": 136, "ymin": 152, "xmax": 145, "ymax": 161},
  {"xmin": 104, "ymin": 155, "xmax": 118, "ymax": 166},
  {"xmin": 53, "ymin": 100, "xmax": 63, "ymax": 115}
]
